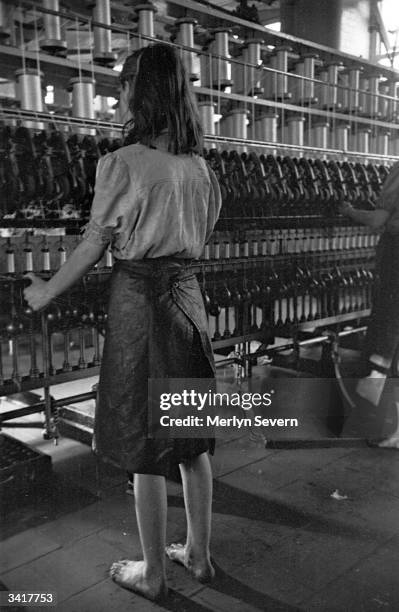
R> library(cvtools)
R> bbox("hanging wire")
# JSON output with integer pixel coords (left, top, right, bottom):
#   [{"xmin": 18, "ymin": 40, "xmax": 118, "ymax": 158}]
[
  {"xmin": 251, "ymin": 66, "xmax": 255, "ymax": 145},
  {"xmin": 243, "ymin": 57, "xmax": 247, "ymax": 117},
  {"xmin": 88, "ymin": 14, "xmax": 96, "ymax": 89},
  {"xmin": 18, "ymin": 1, "xmax": 26, "ymax": 73},
  {"xmin": 75, "ymin": 15, "xmax": 82, "ymax": 81},
  {"xmin": 32, "ymin": 5, "xmax": 41, "ymax": 76}
]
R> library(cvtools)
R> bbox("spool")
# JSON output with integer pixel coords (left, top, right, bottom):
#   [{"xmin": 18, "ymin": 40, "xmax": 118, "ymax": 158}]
[
  {"xmin": 358, "ymin": 74, "xmax": 369, "ymax": 115},
  {"xmin": 220, "ymin": 108, "xmax": 248, "ymax": 152},
  {"xmin": 40, "ymin": 0, "xmax": 67, "ymax": 54},
  {"xmin": 175, "ymin": 18, "xmax": 199, "ymax": 82},
  {"xmin": 209, "ymin": 28, "xmax": 232, "ymax": 89},
  {"xmin": 356, "ymin": 127, "xmax": 371, "ymax": 153},
  {"xmin": 293, "ymin": 59, "xmax": 304, "ymax": 104},
  {"xmin": 0, "ymin": 0, "xmax": 10, "ymax": 39},
  {"xmin": 255, "ymin": 112, "xmax": 278, "ymax": 143},
  {"xmin": 16, "ymin": 69, "xmax": 44, "ymax": 111},
  {"xmin": 294, "ymin": 53, "xmax": 318, "ymax": 104},
  {"xmin": 338, "ymin": 69, "xmax": 349, "ymax": 111},
  {"xmin": 334, "ymin": 123, "xmax": 350, "ymax": 151},
  {"xmin": 287, "ymin": 115, "xmax": 305, "ymax": 148},
  {"xmin": 316, "ymin": 65, "xmax": 329, "ymax": 108},
  {"xmin": 347, "ymin": 67, "xmax": 362, "ymax": 112},
  {"xmin": 68, "ymin": 77, "xmax": 96, "ymax": 135},
  {"xmin": 134, "ymin": 4, "xmax": 157, "ymax": 46},
  {"xmin": 229, "ymin": 108, "xmax": 248, "ymax": 140},
  {"xmin": 199, "ymin": 101, "xmax": 216, "ymax": 135},
  {"xmin": 376, "ymin": 130, "xmax": 390, "ymax": 156},
  {"xmin": 15, "ymin": 68, "xmax": 45, "ymax": 129},
  {"xmin": 326, "ymin": 61, "xmax": 342, "ymax": 109},
  {"xmin": 311, "ymin": 121, "xmax": 329, "ymax": 150},
  {"xmin": 303, "ymin": 53, "xmax": 318, "ymax": 100},
  {"xmin": 366, "ymin": 74, "xmax": 381, "ymax": 117},
  {"xmin": 91, "ymin": 0, "xmax": 117, "ymax": 65},
  {"xmin": 270, "ymin": 45, "xmax": 291, "ymax": 100},
  {"xmin": 242, "ymin": 38, "xmax": 264, "ymax": 95}
]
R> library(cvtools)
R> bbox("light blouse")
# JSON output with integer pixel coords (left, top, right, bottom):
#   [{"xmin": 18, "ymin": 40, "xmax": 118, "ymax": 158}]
[{"xmin": 82, "ymin": 143, "xmax": 222, "ymax": 259}]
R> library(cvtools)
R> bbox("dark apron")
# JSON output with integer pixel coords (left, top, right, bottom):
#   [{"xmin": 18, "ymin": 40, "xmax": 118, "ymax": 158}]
[
  {"xmin": 365, "ymin": 233, "xmax": 399, "ymax": 363},
  {"xmin": 93, "ymin": 258, "xmax": 215, "ymax": 476},
  {"xmin": 341, "ymin": 233, "xmax": 399, "ymax": 440}
]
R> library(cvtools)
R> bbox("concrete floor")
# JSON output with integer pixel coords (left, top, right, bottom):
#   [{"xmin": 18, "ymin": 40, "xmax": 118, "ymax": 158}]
[{"xmin": 2, "ymin": 405, "xmax": 399, "ymax": 612}]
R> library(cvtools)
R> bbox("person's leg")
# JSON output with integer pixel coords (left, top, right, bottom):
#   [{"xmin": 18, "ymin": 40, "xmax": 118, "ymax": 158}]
[
  {"xmin": 378, "ymin": 382, "xmax": 399, "ymax": 448},
  {"xmin": 353, "ymin": 352, "xmax": 399, "ymax": 447},
  {"xmin": 378, "ymin": 402, "xmax": 399, "ymax": 447},
  {"xmin": 356, "ymin": 354, "xmax": 391, "ymax": 406},
  {"xmin": 166, "ymin": 452, "xmax": 214, "ymax": 582},
  {"xmin": 110, "ymin": 473, "xmax": 168, "ymax": 600}
]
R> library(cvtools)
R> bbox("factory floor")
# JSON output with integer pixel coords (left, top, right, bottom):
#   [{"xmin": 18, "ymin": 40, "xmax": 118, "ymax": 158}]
[{"xmin": 2, "ymin": 382, "xmax": 399, "ymax": 611}]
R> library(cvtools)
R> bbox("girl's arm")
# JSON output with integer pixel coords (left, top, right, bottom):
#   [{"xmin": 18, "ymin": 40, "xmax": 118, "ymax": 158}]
[
  {"xmin": 339, "ymin": 202, "xmax": 389, "ymax": 230},
  {"xmin": 24, "ymin": 239, "xmax": 106, "ymax": 311}
]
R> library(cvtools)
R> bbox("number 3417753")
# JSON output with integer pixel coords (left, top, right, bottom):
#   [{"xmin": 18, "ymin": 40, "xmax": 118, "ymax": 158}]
[{"xmin": 2, "ymin": 592, "xmax": 56, "ymax": 607}]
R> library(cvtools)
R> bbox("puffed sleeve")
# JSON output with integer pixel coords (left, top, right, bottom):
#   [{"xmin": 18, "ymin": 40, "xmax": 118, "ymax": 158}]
[
  {"xmin": 205, "ymin": 164, "xmax": 222, "ymax": 243},
  {"xmin": 376, "ymin": 162, "xmax": 399, "ymax": 213},
  {"xmin": 82, "ymin": 153, "xmax": 130, "ymax": 246}
]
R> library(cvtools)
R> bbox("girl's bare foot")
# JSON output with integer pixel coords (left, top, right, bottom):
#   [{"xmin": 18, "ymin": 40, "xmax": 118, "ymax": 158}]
[
  {"xmin": 165, "ymin": 543, "xmax": 215, "ymax": 583},
  {"xmin": 110, "ymin": 559, "xmax": 168, "ymax": 601},
  {"xmin": 378, "ymin": 436, "xmax": 399, "ymax": 449}
]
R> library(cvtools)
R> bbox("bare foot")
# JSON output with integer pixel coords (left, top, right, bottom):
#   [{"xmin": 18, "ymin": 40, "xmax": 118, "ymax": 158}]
[
  {"xmin": 378, "ymin": 436, "xmax": 399, "ymax": 449},
  {"xmin": 110, "ymin": 559, "xmax": 168, "ymax": 601},
  {"xmin": 165, "ymin": 543, "xmax": 215, "ymax": 583}
]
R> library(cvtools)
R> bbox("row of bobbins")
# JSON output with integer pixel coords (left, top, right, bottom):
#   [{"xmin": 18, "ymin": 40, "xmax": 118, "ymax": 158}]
[
  {"xmin": 200, "ymin": 38, "xmax": 399, "ymax": 121},
  {"xmin": 14, "ymin": 68, "xmax": 96, "ymax": 133},
  {"xmin": 198, "ymin": 103, "xmax": 398, "ymax": 156},
  {"xmin": 3, "ymin": 0, "xmax": 399, "ymax": 115},
  {"xmin": 4, "ymin": 235, "xmax": 114, "ymax": 276},
  {"xmin": 8, "ymin": 3, "xmax": 161, "ymax": 134},
  {"xmin": 203, "ymin": 226, "xmax": 379, "ymax": 261},
  {"xmin": 0, "ymin": 0, "xmax": 157, "ymax": 60},
  {"xmin": 8, "ymin": 1, "xmax": 399, "ymax": 155},
  {"xmin": 14, "ymin": 66, "xmax": 399, "ymax": 156},
  {"xmin": 9, "ymin": 0, "xmax": 116, "ymax": 64}
]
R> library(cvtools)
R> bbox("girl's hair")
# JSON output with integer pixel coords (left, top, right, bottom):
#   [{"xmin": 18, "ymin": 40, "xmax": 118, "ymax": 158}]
[
  {"xmin": 122, "ymin": 43, "xmax": 204, "ymax": 155},
  {"xmin": 119, "ymin": 49, "xmax": 141, "ymax": 87}
]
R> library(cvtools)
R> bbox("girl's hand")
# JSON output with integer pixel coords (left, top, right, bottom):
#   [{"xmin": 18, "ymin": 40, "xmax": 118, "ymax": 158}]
[
  {"xmin": 23, "ymin": 273, "xmax": 54, "ymax": 311},
  {"xmin": 338, "ymin": 201, "xmax": 354, "ymax": 217}
]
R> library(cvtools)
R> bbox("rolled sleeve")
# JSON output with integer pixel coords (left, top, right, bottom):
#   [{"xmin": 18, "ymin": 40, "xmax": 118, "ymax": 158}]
[
  {"xmin": 81, "ymin": 219, "xmax": 115, "ymax": 245},
  {"xmin": 82, "ymin": 153, "xmax": 130, "ymax": 246}
]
